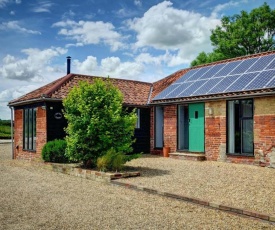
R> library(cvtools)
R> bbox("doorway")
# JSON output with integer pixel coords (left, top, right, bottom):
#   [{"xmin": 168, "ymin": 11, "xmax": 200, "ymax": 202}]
[
  {"xmin": 155, "ymin": 106, "xmax": 164, "ymax": 148},
  {"xmin": 178, "ymin": 103, "xmax": 205, "ymax": 152}
]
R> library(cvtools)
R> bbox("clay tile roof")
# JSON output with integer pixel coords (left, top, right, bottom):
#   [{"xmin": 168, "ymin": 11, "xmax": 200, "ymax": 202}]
[{"xmin": 9, "ymin": 74, "xmax": 152, "ymax": 106}]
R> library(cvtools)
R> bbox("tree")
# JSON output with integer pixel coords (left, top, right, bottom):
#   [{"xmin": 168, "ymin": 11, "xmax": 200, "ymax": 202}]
[
  {"xmin": 191, "ymin": 2, "xmax": 275, "ymax": 66},
  {"xmin": 63, "ymin": 79, "xmax": 137, "ymax": 167}
]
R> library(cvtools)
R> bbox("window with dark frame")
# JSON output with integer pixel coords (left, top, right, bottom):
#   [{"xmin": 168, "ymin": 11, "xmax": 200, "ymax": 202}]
[
  {"xmin": 135, "ymin": 108, "xmax": 140, "ymax": 129},
  {"xmin": 23, "ymin": 108, "xmax": 37, "ymax": 151},
  {"xmin": 227, "ymin": 99, "xmax": 254, "ymax": 156}
]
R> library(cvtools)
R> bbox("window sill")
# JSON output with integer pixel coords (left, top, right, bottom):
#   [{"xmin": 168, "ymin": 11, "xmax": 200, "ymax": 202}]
[
  {"xmin": 226, "ymin": 153, "xmax": 254, "ymax": 157},
  {"xmin": 22, "ymin": 149, "xmax": 36, "ymax": 153}
]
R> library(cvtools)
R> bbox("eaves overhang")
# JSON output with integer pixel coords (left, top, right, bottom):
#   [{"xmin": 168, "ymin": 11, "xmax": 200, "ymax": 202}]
[
  {"xmin": 150, "ymin": 88, "xmax": 275, "ymax": 105},
  {"xmin": 8, "ymin": 98, "xmax": 62, "ymax": 107}
]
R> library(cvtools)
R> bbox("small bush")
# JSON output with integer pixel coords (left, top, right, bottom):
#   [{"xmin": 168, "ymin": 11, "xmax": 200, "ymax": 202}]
[
  {"xmin": 42, "ymin": 139, "xmax": 69, "ymax": 163},
  {"xmin": 97, "ymin": 148, "xmax": 141, "ymax": 172}
]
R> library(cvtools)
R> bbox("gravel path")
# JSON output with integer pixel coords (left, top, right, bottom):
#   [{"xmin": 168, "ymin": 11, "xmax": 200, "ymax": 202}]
[
  {"xmin": 121, "ymin": 154, "xmax": 275, "ymax": 217},
  {"xmin": 0, "ymin": 144, "xmax": 274, "ymax": 229}
]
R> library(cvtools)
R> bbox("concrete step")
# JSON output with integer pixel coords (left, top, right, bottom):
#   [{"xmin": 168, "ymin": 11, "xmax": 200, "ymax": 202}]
[{"xmin": 169, "ymin": 152, "xmax": 206, "ymax": 161}]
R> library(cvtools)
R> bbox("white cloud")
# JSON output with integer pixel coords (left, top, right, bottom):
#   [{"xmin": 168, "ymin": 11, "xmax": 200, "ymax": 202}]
[
  {"xmin": 0, "ymin": 85, "xmax": 40, "ymax": 119},
  {"xmin": 73, "ymin": 56, "xmax": 98, "ymax": 74},
  {"xmin": 0, "ymin": 0, "xmax": 20, "ymax": 8},
  {"xmin": 134, "ymin": 0, "xmax": 142, "ymax": 7},
  {"xmin": 0, "ymin": 47, "xmax": 67, "ymax": 81},
  {"xmin": 31, "ymin": 1, "xmax": 53, "ymax": 13},
  {"xmin": 53, "ymin": 20, "xmax": 124, "ymax": 51},
  {"xmin": 0, "ymin": 21, "xmax": 41, "ymax": 34},
  {"xmin": 0, "ymin": 0, "xmax": 10, "ymax": 8},
  {"xmin": 100, "ymin": 57, "xmax": 144, "ymax": 79},
  {"xmin": 72, "ymin": 56, "xmax": 144, "ymax": 79},
  {"xmin": 211, "ymin": 1, "xmax": 242, "ymax": 18},
  {"xmin": 127, "ymin": 1, "xmax": 221, "ymax": 65},
  {"xmin": 10, "ymin": 10, "xmax": 15, "ymax": 15}
]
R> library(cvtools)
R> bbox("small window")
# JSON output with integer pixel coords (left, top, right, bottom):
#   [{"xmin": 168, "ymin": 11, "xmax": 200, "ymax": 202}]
[
  {"xmin": 195, "ymin": 111, "xmax": 198, "ymax": 119},
  {"xmin": 136, "ymin": 108, "xmax": 140, "ymax": 129},
  {"xmin": 23, "ymin": 108, "xmax": 37, "ymax": 151}
]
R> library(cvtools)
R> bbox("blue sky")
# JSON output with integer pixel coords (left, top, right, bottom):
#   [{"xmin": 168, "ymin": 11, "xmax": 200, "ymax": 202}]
[{"xmin": 0, "ymin": 0, "xmax": 274, "ymax": 119}]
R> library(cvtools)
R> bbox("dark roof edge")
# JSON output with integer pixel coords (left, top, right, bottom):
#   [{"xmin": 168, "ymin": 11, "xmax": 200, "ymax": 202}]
[
  {"xmin": 9, "ymin": 98, "xmax": 149, "ymax": 108},
  {"xmin": 8, "ymin": 98, "xmax": 62, "ymax": 107},
  {"xmin": 150, "ymin": 90, "xmax": 275, "ymax": 105}
]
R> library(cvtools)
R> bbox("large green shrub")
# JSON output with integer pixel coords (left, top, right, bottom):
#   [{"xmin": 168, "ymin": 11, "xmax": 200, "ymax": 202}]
[
  {"xmin": 42, "ymin": 139, "xmax": 68, "ymax": 163},
  {"xmin": 63, "ymin": 79, "xmax": 137, "ymax": 168},
  {"xmin": 97, "ymin": 148, "xmax": 141, "ymax": 172}
]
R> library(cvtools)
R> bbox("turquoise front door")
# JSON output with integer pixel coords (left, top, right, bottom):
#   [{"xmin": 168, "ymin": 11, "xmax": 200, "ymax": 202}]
[{"xmin": 188, "ymin": 103, "xmax": 205, "ymax": 152}]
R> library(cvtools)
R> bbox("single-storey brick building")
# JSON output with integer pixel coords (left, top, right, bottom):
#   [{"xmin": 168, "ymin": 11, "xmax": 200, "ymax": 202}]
[
  {"xmin": 150, "ymin": 51, "xmax": 275, "ymax": 167},
  {"xmin": 8, "ymin": 72, "xmax": 153, "ymax": 160},
  {"xmin": 8, "ymin": 51, "xmax": 275, "ymax": 167}
]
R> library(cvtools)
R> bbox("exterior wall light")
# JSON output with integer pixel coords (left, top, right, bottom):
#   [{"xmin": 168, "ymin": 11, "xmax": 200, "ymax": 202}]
[{"xmin": 208, "ymin": 107, "xmax": 214, "ymax": 115}]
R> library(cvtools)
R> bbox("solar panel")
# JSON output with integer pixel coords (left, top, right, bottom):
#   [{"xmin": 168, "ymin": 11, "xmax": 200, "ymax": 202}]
[
  {"xmin": 247, "ymin": 54, "xmax": 275, "ymax": 72},
  {"xmin": 166, "ymin": 82, "xmax": 193, "ymax": 99},
  {"xmin": 176, "ymin": 69, "xmax": 199, "ymax": 83},
  {"xmin": 186, "ymin": 66, "xmax": 212, "ymax": 82},
  {"xmin": 154, "ymin": 84, "xmax": 180, "ymax": 100},
  {"xmin": 153, "ymin": 53, "xmax": 275, "ymax": 101},
  {"xmin": 192, "ymin": 77, "xmax": 223, "ymax": 96},
  {"xmin": 177, "ymin": 80, "xmax": 208, "ymax": 97},
  {"xmin": 265, "ymin": 75, "xmax": 275, "ymax": 88},
  {"xmin": 245, "ymin": 70, "xmax": 275, "ymax": 90},
  {"xmin": 208, "ymin": 75, "xmax": 241, "ymax": 94},
  {"xmin": 213, "ymin": 60, "xmax": 242, "ymax": 77},
  {"xmin": 224, "ymin": 72, "xmax": 259, "ymax": 92},
  {"xmin": 229, "ymin": 58, "xmax": 258, "ymax": 75},
  {"xmin": 198, "ymin": 64, "xmax": 226, "ymax": 80},
  {"xmin": 265, "ymin": 58, "xmax": 275, "ymax": 70},
  {"xmin": 265, "ymin": 72, "xmax": 275, "ymax": 88}
]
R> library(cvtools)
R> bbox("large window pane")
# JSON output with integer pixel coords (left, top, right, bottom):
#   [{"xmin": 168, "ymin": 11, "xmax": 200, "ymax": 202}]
[
  {"xmin": 227, "ymin": 101, "xmax": 235, "ymax": 153},
  {"xmin": 24, "ymin": 109, "xmax": 28, "ymax": 149},
  {"xmin": 155, "ymin": 107, "xmax": 164, "ymax": 148},
  {"xmin": 242, "ymin": 119, "xmax": 253, "ymax": 153},
  {"xmin": 28, "ymin": 109, "xmax": 33, "ymax": 149},
  {"xmin": 23, "ymin": 108, "xmax": 37, "ymax": 151},
  {"xmin": 242, "ymin": 100, "xmax": 253, "ymax": 117},
  {"xmin": 33, "ymin": 109, "xmax": 36, "ymax": 150},
  {"xmin": 227, "ymin": 99, "xmax": 253, "ymax": 156}
]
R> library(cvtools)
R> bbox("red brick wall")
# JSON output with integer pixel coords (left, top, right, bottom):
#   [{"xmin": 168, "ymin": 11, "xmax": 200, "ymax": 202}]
[
  {"xmin": 13, "ymin": 106, "xmax": 47, "ymax": 161},
  {"xmin": 205, "ymin": 101, "xmax": 226, "ymax": 161},
  {"xmin": 254, "ymin": 97, "xmax": 275, "ymax": 166},
  {"xmin": 150, "ymin": 105, "xmax": 178, "ymax": 155},
  {"xmin": 163, "ymin": 105, "xmax": 177, "ymax": 152},
  {"xmin": 149, "ymin": 97, "xmax": 275, "ymax": 168}
]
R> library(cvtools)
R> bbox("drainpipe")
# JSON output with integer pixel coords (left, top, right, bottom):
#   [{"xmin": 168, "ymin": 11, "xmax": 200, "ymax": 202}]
[{"xmin": 10, "ymin": 107, "xmax": 14, "ymax": 159}]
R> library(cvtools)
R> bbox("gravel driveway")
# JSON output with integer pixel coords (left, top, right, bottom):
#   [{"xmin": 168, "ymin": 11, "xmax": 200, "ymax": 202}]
[
  {"xmin": 121, "ymin": 154, "xmax": 275, "ymax": 217},
  {"xmin": 0, "ymin": 143, "xmax": 274, "ymax": 229}
]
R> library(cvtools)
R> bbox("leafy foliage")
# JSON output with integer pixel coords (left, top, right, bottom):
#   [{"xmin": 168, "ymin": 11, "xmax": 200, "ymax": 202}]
[
  {"xmin": 191, "ymin": 3, "xmax": 275, "ymax": 66},
  {"xmin": 97, "ymin": 148, "xmax": 141, "ymax": 172},
  {"xmin": 63, "ymin": 79, "xmax": 137, "ymax": 168},
  {"xmin": 0, "ymin": 120, "xmax": 11, "ymax": 139},
  {"xmin": 42, "ymin": 139, "xmax": 68, "ymax": 163}
]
